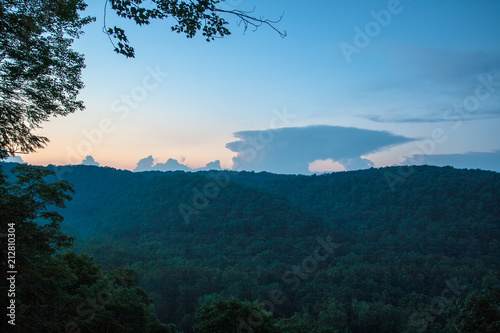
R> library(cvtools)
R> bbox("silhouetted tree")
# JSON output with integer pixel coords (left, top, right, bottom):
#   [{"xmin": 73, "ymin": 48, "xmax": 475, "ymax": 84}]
[
  {"xmin": 0, "ymin": 0, "xmax": 93, "ymax": 157},
  {"xmin": 0, "ymin": 164, "xmax": 176, "ymax": 332},
  {"xmin": 106, "ymin": 0, "xmax": 286, "ymax": 57}
]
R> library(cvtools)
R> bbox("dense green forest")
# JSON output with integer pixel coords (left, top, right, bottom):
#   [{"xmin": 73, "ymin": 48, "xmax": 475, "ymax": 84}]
[{"xmin": 1, "ymin": 162, "xmax": 499, "ymax": 332}]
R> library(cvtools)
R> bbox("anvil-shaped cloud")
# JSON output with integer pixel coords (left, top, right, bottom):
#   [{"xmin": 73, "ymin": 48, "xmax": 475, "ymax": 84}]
[{"xmin": 226, "ymin": 125, "xmax": 414, "ymax": 174}]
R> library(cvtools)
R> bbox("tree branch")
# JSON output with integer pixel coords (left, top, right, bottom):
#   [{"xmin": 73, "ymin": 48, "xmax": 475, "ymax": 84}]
[
  {"xmin": 213, "ymin": 7, "xmax": 287, "ymax": 38},
  {"xmin": 102, "ymin": 0, "xmax": 287, "ymax": 57}
]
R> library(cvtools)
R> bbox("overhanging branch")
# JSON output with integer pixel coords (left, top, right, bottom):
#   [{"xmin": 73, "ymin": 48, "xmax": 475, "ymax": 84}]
[{"xmin": 213, "ymin": 7, "xmax": 287, "ymax": 38}]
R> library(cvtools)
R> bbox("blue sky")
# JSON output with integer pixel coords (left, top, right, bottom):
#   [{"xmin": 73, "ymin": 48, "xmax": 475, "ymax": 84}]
[{"xmin": 19, "ymin": 0, "xmax": 500, "ymax": 173}]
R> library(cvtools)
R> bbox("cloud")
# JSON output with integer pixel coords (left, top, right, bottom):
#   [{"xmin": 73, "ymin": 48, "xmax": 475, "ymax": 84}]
[
  {"xmin": 134, "ymin": 155, "xmax": 155, "ymax": 172},
  {"xmin": 1, "ymin": 155, "xmax": 25, "ymax": 164},
  {"xmin": 358, "ymin": 48, "xmax": 500, "ymax": 123},
  {"xmin": 309, "ymin": 159, "xmax": 346, "ymax": 173},
  {"xmin": 81, "ymin": 155, "xmax": 100, "ymax": 166},
  {"xmin": 226, "ymin": 125, "xmax": 413, "ymax": 174},
  {"xmin": 134, "ymin": 156, "xmax": 190, "ymax": 172},
  {"xmin": 342, "ymin": 157, "xmax": 375, "ymax": 170},
  {"xmin": 401, "ymin": 150, "xmax": 500, "ymax": 173},
  {"xmin": 367, "ymin": 111, "xmax": 500, "ymax": 124},
  {"xmin": 133, "ymin": 156, "xmax": 222, "ymax": 172},
  {"xmin": 309, "ymin": 157, "xmax": 375, "ymax": 173},
  {"xmin": 406, "ymin": 49, "xmax": 500, "ymax": 86},
  {"xmin": 197, "ymin": 160, "xmax": 222, "ymax": 171},
  {"xmin": 153, "ymin": 158, "xmax": 192, "ymax": 172}
]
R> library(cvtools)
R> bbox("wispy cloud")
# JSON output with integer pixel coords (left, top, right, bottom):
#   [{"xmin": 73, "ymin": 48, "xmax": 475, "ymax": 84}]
[
  {"xmin": 367, "ymin": 110, "xmax": 500, "ymax": 124},
  {"xmin": 402, "ymin": 150, "xmax": 500, "ymax": 172},
  {"xmin": 357, "ymin": 48, "xmax": 500, "ymax": 123}
]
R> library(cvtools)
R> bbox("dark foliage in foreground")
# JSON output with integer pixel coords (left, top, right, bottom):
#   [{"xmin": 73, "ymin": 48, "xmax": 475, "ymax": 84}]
[{"xmin": 0, "ymin": 164, "xmax": 174, "ymax": 332}]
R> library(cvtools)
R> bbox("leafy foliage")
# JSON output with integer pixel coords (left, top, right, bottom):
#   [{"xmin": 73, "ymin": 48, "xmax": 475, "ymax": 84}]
[
  {"xmin": 0, "ymin": 164, "xmax": 176, "ymax": 332},
  {"xmin": 450, "ymin": 273, "xmax": 500, "ymax": 333},
  {"xmin": 105, "ymin": 0, "xmax": 286, "ymax": 57},
  {"xmin": 0, "ymin": 0, "xmax": 94, "ymax": 156},
  {"xmin": 0, "ymin": 164, "xmax": 75, "ymax": 266},
  {"xmin": 194, "ymin": 296, "xmax": 280, "ymax": 333}
]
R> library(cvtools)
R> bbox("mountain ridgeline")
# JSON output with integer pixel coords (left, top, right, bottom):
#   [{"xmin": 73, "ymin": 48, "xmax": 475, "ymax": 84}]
[{"xmin": 3, "ymin": 163, "xmax": 498, "ymax": 332}]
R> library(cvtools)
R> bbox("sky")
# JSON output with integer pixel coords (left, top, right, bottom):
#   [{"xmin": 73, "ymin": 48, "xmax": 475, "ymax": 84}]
[{"xmin": 14, "ymin": 0, "xmax": 500, "ymax": 174}]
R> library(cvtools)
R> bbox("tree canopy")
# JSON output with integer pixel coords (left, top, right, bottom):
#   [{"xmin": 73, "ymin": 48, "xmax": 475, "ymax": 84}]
[
  {"xmin": 16, "ymin": 163, "xmax": 496, "ymax": 332},
  {"xmin": 0, "ymin": 0, "xmax": 93, "ymax": 158},
  {"xmin": 0, "ymin": 164, "xmax": 175, "ymax": 332},
  {"xmin": 451, "ymin": 273, "xmax": 500, "ymax": 333},
  {"xmin": 194, "ymin": 297, "xmax": 280, "ymax": 333}
]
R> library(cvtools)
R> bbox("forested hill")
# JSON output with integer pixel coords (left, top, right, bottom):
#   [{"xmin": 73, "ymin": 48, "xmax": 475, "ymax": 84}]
[
  {"xmin": 37, "ymin": 163, "xmax": 499, "ymax": 259},
  {"xmin": 2, "ymin": 162, "xmax": 499, "ymax": 332},
  {"xmin": 205, "ymin": 166, "xmax": 500, "ymax": 257}
]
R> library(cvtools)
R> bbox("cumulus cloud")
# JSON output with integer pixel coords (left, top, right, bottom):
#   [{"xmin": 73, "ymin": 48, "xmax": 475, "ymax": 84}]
[
  {"xmin": 226, "ymin": 125, "xmax": 413, "ymax": 174},
  {"xmin": 308, "ymin": 159, "xmax": 346, "ymax": 173},
  {"xmin": 81, "ymin": 155, "xmax": 100, "ymax": 166},
  {"xmin": 197, "ymin": 160, "xmax": 222, "ymax": 171},
  {"xmin": 133, "ymin": 155, "xmax": 222, "ymax": 172},
  {"xmin": 308, "ymin": 157, "xmax": 375, "ymax": 173},
  {"xmin": 341, "ymin": 157, "xmax": 375, "ymax": 170},
  {"xmin": 134, "ymin": 156, "xmax": 190, "ymax": 172},
  {"xmin": 1, "ymin": 155, "xmax": 25, "ymax": 164},
  {"xmin": 134, "ymin": 155, "xmax": 155, "ymax": 172},
  {"xmin": 153, "ymin": 158, "xmax": 191, "ymax": 172},
  {"xmin": 401, "ymin": 150, "xmax": 500, "ymax": 173}
]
